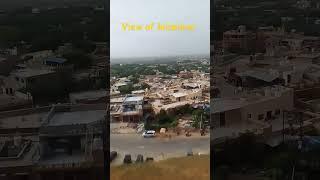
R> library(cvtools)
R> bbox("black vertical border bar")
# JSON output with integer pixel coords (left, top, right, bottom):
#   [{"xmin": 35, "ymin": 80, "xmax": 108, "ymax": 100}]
[
  {"xmin": 210, "ymin": 0, "xmax": 214, "ymax": 179},
  {"xmin": 104, "ymin": 0, "xmax": 110, "ymax": 180}
]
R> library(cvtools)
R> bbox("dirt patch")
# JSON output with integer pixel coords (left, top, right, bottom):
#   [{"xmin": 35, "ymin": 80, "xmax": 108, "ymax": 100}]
[{"xmin": 111, "ymin": 155, "xmax": 210, "ymax": 180}]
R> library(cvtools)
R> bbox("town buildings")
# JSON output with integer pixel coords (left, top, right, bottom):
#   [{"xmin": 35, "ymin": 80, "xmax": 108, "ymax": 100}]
[
  {"xmin": 213, "ymin": 24, "xmax": 320, "ymax": 145},
  {"xmin": 223, "ymin": 25, "xmax": 256, "ymax": 53},
  {"xmin": 0, "ymin": 103, "xmax": 105, "ymax": 180},
  {"xmin": 110, "ymin": 60, "xmax": 210, "ymax": 123}
]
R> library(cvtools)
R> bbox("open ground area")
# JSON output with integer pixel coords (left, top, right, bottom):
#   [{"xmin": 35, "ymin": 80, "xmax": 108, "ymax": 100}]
[
  {"xmin": 110, "ymin": 134, "xmax": 210, "ymax": 165},
  {"xmin": 110, "ymin": 155, "xmax": 210, "ymax": 180}
]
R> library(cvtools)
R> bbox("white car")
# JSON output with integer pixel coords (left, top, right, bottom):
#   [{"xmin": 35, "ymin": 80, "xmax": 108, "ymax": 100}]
[{"xmin": 142, "ymin": 130, "xmax": 156, "ymax": 138}]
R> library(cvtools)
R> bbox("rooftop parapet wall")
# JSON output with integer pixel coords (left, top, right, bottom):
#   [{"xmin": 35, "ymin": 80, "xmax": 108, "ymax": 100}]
[
  {"xmin": 0, "ymin": 106, "xmax": 51, "ymax": 119},
  {"xmin": 42, "ymin": 103, "xmax": 106, "ymax": 126},
  {"xmin": 0, "ymin": 103, "xmax": 105, "ymax": 120}
]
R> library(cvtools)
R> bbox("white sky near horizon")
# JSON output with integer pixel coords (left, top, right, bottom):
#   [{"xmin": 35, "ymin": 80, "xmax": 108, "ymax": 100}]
[{"xmin": 110, "ymin": 0, "xmax": 210, "ymax": 60}]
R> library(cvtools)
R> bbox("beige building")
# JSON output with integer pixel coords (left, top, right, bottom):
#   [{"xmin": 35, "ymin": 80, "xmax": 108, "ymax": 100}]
[{"xmin": 212, "ymin": 86, "xmax": 294, "ymax": 128}]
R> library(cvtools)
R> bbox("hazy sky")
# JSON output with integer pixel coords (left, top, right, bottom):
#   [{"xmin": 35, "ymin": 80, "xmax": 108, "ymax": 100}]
[{"xmin": 110, "ymin": 0, "xmax": 210, "ymax": 59}]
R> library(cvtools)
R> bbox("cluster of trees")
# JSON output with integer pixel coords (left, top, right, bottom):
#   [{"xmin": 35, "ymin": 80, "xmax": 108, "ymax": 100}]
[
  {"xmin": 111, "ymin": 64, "xmax": 156, "ymax": 78},
  {"xmin": 156, "ymin": 110, "xmax": 178, "ymax": 128},
  {"xmin": 111, "ymin": 62, "xmax": 208, "ymax": 78},
  {"xmin": 0, "ymin": 6, "xmax": 106, "ymax": 49},
  {"xmin": 157, "ymin": 66, "xmax": 180, "ymax": 75},
  {"xmin": 118, "ymin": 83, "xmax": 150, "ymax": 95},
  {"xmin": 176, "ymin": 105, "xmax": 209, "ymax": 128},
  {"xmin": 144, "ymin": 105, "xmax": 209, "ymax": 130},
  {"xmin": 191, "ymin": 109, "xmax": 206, "ymax": 129},
  {"xmin": 62, "ymin": 50, "xmax": 93, "ymax": 69},
  {"xmin": 144, "ymin": 110, "xmax": 177, "ymax": 130},
  {"xmin": 72, "ymin": 40, "xmax": 96, "ymax": 53}
]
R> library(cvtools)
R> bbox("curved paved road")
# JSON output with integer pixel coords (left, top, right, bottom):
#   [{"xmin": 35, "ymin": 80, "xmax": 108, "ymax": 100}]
[{"xmin": 110, "ymin": 134, "xmax": 210, "ymax": 165}]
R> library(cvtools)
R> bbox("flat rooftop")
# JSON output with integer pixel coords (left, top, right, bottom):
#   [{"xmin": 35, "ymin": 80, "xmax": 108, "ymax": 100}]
[
  {"xmin": 11, "ymin": 68, "xmax": 54, "ymax": 78},
  {"xmin": 211, "ymin": 86, "xmax": 292, "ymax": 113},
  {"xmin": 110, "ymin": 97, "xmax": 125, "ymax": 103},
  {"xmin": 236, "ymin": 69, "xmax": 279, "ymax": 82},
  {"xmin": 0, "ymin": 113, "xmax": 45, "ymax": 129},
  {"xmin": 163, "ymin": 101, "xmax": 191, "ymax": 110},
  {"xmin": 70, "ymin": 90, "xmax": 107, "ymax": 100},
  {"xmin": 211, "ymin": 98, "xmax": 247, "ymax": 113},
  {"xmin": 153, "ymin": 100, "xmax": 192, "ymax": 111},
  {"xmin": 0, "ymin": 94, "xmax": 30, "ymax": 107},
  {"xmin": 132, "ymin": 90, "xmax": 145, "ymax": 94},
  {"xmin": 171, "ymin": 92, "xmax": 188, "ymax": 98},
  {"xmin": 124, "ymin": 96, "xmax": 143, "ymax": 102},
  {"xmin": 48, "ymin": 110, "xmax": 105, "ymax": 126}
]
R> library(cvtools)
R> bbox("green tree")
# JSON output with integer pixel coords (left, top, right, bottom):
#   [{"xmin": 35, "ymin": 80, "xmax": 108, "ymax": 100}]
[
  {"xmin": 31, "ymin": 37, "xmax": 62, "ymax": 51},
  {"xmin": 118, "ymin": 84, "xmax": 134, "ymax": 95},
  {"xmin": 129, "ymin": 76, "xmax": 139, "ymax": 84},
  {"xmin": 157, "ymin": 110, "xmax": 176, "ymax": 127},
  {"xmin": 192, "ymin": 110, "xmax": 203, "ymax": 128},
  {"xmin": 0, "ymin": 26, "xmax": 20, "ymax": 46},
  {"xmin": 141, "ymin": 83, "xmax": 150, "ymax": 90},
  {"xmin": 72, "ymin": 40, "xmax": 96, "ymax": 53},
  {"xmin": 63, "ymin": 51, "xmax": 93, "ymax": 69}
]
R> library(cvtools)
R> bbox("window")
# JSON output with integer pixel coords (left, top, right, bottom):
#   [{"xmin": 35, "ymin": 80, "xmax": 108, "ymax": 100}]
[
  {"xmin": 267, "ymin": 111, "xmax": 272, "ymax": 119},
  {"xmin": 220, "ymin": 112, "xmax": 226, "ymax": 127},
  {"xmin": 247, "ymin": 113, "xmax": 252, "ymax": 119},
  {"xmin": 15, "ymin": 77, "xmax": 19, "ymax": 81},
  {"xmin": 28, "ymin": 79, "xmax": 34, "ymax": 84},
  {"xmin": 275, "ymin": 109, "xmax": 280, "ymax": 115},
  {"xmin": 21, "ymin": 79, "xmax": 25, "ymax": 83},
  {"xmin": 258, "ymin": 114, "xmax": 264, "ymax": 120},
  {"xmin": 287, "ymin": 74, "xmax": 291, "ymax": 83}
]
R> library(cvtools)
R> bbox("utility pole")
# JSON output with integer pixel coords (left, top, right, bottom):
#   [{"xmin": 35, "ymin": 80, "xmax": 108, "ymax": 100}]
[
  {"xmin": 200, "ymin": 113, "xmax": 203, "ymax": 130},
  {"xmin": 102, "ymin": 115, "xmax": 109, "ymax": 180},
  {"xmin": 298, "ymin": 111, "xmax": 303, "ymax": 151},
  {"xmin": 283, "ymin": 110, "xmax": 286, "ymax": 143}
]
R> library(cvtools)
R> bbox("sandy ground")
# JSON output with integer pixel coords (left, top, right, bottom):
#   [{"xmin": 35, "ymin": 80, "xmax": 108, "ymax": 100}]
[{"xmin": 110, "ymin": 155, "xmax": 210, "ymax": 180}]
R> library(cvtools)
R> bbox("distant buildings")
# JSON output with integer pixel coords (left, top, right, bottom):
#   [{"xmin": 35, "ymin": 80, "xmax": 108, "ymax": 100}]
[
  {"xmin": 21, "ymin": 50, "xmax": 54, "ymax": 64},
  {"xmin": 0, "ymin": 47, "xmax": 18, "ymax": 56},
  {"xmin": 223, "ymin": 25, "xmax": 256, "ymax": 53},
  {"xmin": 213, "ymin": 23, "xmax": 320, "ymax": 143},
  {"xmin": 296, "ymin": 0, "xmax": 311, "ymax": 9},
  {"xmin": 177, "ymin": 71, "xmax": 193, "ymax": 78},
  {"xmin": 110, "ymin": 61, "xmax": 209, "ymax": 122},
  {"xmin": 223, "ymin": 25, "xmax": 320, "ymax": 55}
]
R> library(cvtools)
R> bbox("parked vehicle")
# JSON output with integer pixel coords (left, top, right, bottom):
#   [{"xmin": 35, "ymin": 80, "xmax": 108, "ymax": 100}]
[
  {"xmin": 187, "ymin": 149, "xmax": 193, "ymax": 156},
  {"xmin": 142, "ymin": 130, "xmax": 156, "ymax": 138},
  {"xmin": 136, "ymin": 154, "xmax": 144, "ymax": 163},
  {"xmin": 146, "ymin": 157, "xmax": 154, "ymax": 162},
  {"xmin": 123, "ymin": 154, "xmax": 132, "ymax": 164},
  {"xmin": 110, "ymin": 151, "xmax": 117, "ymax": 162}
]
